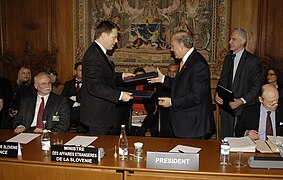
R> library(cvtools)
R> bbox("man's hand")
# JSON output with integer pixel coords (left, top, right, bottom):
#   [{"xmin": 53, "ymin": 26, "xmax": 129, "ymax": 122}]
[
  {"xmin": 14, "ymin": 126, "xmax": 26, "ymax": 133},
  {"xmin": 158, "ymin": 97, "xmax": 172, "ymax": 107},
  {"xmin": 69, "ymin": 96, "xmax": 76, "ymax": 102},
  {"xmin": 245, "ymin": 130, "xmax": 259, "ymax": 141},
  {"xmin": 148, "ymin": 68, "xmax": 164, "ymax": 83},
  {"xmin": 9, "ymin": 108, "xmax": 18, "ymax": 117},
  {"xmin": 121, "ymin": 92, "xmax": 133, "ymax": 102},
  {"xmin": 123, "ymin": 73, "xmax": 135, "ymax": 78},
  {"xmin": 34, "ymin": 128, "xmax": 43, "ymax": 133},
  {"xmin": 230, "ymin": 98, "xmax": 243, "ymax": 109},
  {"xmin": 0, "ymin": 99, "xmax": 3, "ymax": 111},
  {"xmin": 214, "ymin": 92, "xmax": 223, "ymax": 105}
]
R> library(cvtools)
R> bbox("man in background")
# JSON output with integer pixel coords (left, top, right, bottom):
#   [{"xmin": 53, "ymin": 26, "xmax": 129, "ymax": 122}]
[
  {"xmin": 13, "ymin": 72, "xmax": 70, "ymax": 133},
  {"xmin": 156, "ymin": 63, "xmax": 179, "ymax": 137},
  {"xmin": 215, "ymin": 28, "xmax": 262, "ymax": 139},
  {"xmin": 236, "ymin": 84, "xmax": 283, "ymax": 141},
  {"xmin": 62, "ymin": 62, "xmax": 87, "ymax": 133},
  {"xmin": 0, "ymin": 77, "xmax": 13, "ymax": 128}
]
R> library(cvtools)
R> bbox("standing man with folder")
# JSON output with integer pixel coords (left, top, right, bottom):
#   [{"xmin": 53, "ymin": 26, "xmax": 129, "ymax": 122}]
[
  {"xmin": 80, "ymin": 21, "xmax": 134, "ymax": 135},
  {"xmin": 149, "ymin": 31, "xmax": 215, "ymax": 139},
  {"xmin": 215, "ymin": 28, "xmax": 262, "ymax": 139}
]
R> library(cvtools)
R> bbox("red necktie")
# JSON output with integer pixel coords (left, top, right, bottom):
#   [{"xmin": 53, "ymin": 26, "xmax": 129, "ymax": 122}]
[
  {"xmin": 36, "ymin": 97, "xmax": 44, "ymax": 128},
  {"xmin": 76, "ymin": 81, "xmax": 81, "ymax": 92},
  {"xmin": 266, "ymin": 111, "xmax": 273, "ymax": 136}
]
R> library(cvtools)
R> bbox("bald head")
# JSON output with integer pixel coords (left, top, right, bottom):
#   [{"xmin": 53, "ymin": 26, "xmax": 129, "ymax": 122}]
[
  {"xmin": 259, "ymin": 84, "xmax": 279, "ymax": 111},
  {"xmin": 34, "ymin": 72, "xmax": 52, "ymax": 96}
]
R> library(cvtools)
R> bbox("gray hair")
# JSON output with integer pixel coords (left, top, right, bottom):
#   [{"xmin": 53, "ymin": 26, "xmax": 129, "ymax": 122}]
[
  {"xmin": 173, "ymin": 31, "xmax": 193, "ymax": 48},
  {"xmin": 232, "ymin": 27, "xmax": 247, "ymax": 46}
]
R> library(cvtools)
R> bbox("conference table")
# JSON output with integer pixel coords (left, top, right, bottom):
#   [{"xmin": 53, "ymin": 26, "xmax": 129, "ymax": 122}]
[{"xmin": 0, "ymin": 129, "xmax": 282, "ymax": 180}]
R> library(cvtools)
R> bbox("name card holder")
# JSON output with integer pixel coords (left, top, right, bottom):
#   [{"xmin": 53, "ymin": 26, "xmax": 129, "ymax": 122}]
[
  {"xmin": 146, "ymin": 151, "xmax": 199, "ymax": 170},
  {"xmin": 0, "ymin": 142, "xmax": 18, "ymax": 158},
  {"xmin": 51, "ymin": 145, "xmax": 104, "ymax": 164}
]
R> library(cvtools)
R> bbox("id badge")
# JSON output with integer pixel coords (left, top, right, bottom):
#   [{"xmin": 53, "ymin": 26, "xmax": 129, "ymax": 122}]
[{"xmin": 52, "ymin": 115, "xmax": 60, "ymax": 121}]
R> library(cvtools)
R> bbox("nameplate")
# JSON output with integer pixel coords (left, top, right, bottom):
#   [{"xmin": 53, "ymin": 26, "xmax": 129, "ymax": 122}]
[
  {"xmin": 51, "ymin": 145, "xmax": 99, "ymax": 163},
  {"xmin": 0, "ymin": 142, "xmax": 18, "ymax": 158},
  {"xmin": 146, "ymin": 151, "xmax": 199, "ymax": 170}
]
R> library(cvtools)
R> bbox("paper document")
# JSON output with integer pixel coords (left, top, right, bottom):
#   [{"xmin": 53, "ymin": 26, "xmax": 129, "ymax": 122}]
[
  {"xmin": 266, "ymin": 136, "xmax": 283, "ymax": 153},
  {"xmin": 65, "ymin": 136, "xmax": 98, "ymax": 147},
  {"xmin": 225, "ymin": 136, "xmax": 256, "ymax": 152},
  {"xmin": 169, "ymin": 145, "xmax": 201, "ymax": 154},
  {"xmin": 255, "ymin": 140, "xmax": 273, "ymax": 153},
  {"xmin": 6, "ymin": 133, "xmax": 40, "ymax": 144}
]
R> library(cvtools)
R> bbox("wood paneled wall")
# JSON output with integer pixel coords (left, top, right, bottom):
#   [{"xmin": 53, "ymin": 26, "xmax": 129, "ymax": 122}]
[
  {"xmin": 1, "ymin": 0, "xmax": 283, "ymax": 85},
  {"xmin": 0, "ymin": 0, "xmax": 74, "ymax": 85}
]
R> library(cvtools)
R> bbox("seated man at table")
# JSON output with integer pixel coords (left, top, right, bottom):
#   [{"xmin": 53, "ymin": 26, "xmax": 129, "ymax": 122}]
[
  {"xmin": 235, "ymin": 84, "xmax": 283, "ymax": 141},
  {"xmin": 13, "ymin": 72, "xmax": 70, "ymax": 133}
]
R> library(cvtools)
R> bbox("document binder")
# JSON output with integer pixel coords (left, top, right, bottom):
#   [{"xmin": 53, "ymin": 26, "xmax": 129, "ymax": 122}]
[
  {"xmin": 127, "ymin": 89, "xmax": 154, "ymax": 98},
  {"xmin": 216, "ymin": 84, "xmax": 234, "ymax": 115},
  {"xmin": 124, "ymin": 71, "xmax": 158, "ymax": 83}
]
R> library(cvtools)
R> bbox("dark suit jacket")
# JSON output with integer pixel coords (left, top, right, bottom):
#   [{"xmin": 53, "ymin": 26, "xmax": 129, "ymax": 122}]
[
  {"xmin": 61, "ymin": 78, "xmax": 81, "ymax": 124},
  {"xmin": 164, "ymin": 49, "xmax": 215, "ymax": 138},
  {"xmin": 12, "ymin": 93, "xmax": 70, "ymax": 132},
  {"xmin": 80, "ymin": 42, "xmax": 124, "ymax": 128},
  {"xmin": 218, "ymin": 49, "xmax": 262, "ymax": 115},
  {"xmin": 0, "ymin": 77, "xmax": 13, "ymax": 111},
  {"xmin": 235, "ymin": 103, "xmax": 283, "ymax": 137},
  {"xmin": 62, "ymin": 78, "xmax": 81, "ymax": 103}
]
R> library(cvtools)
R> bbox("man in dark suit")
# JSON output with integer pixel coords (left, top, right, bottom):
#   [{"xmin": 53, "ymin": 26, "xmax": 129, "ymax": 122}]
[
  {"xmin": 13, "ymin": 72, "xmax": 70, "ymax": 133},
  {"xmin": 80, "ymin": 21, "xmax": 134, "ymax": 135},
  {"xmin": 149, "ymin": 31, "xmax": 215, "ymax": 139},
  {"xmin": 236, "ymin": 84, "xmax": 283, "ymax": 141},
  {"xmin": 215, "ymin": 28, "xmax": 262, "ymax": 139},
  {"xmin": 0, "ymin": 77, "xmax": 13, "ymax": 128},
  {"xmin": 61, "ymin": 62, "xmax": 86, "ymax": 132}
]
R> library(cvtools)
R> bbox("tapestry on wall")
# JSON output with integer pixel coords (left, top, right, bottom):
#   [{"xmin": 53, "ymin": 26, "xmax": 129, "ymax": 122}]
[{"xmin": 73, "ymin": 0, "xmax": 230, "ymax": 77}]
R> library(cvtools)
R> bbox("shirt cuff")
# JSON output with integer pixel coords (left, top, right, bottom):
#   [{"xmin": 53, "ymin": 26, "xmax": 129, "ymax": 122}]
[
  {"xmin": 240, "ymin": 97, "xmax": 247, "ymax": 104},
  {"xmin": 162, "ymin": 75, "xmax": 165, "ymax": 83},
  {"xmin": 122, "ymin": 73, "xmax": 125, "ymax": 80},
  {"xmin": 119, "ymin": 91, "xmax": 123, "ymax": 100}
]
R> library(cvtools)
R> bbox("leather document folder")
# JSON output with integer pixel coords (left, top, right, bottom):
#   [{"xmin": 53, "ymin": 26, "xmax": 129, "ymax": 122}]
[
  {"xmin": 216, "ymin": 84, "xmax": 234, "ymax": 115},
  {"xmin": 124, "ymin": 71, "xmax": 158, "ymax": 83},
  {"xmin": 127, "ymin": 89, "xmax": 154, "ymax": 98}
]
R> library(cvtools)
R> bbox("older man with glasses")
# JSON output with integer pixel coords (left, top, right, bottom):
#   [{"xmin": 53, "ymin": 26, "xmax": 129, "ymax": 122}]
[
  {"xmin": 13, "ymin": 72, "xmax": 70, "ymax": 133},
  {"xmin": 235, "ymin": 84, "xmax": 283, "ymax": 141}
]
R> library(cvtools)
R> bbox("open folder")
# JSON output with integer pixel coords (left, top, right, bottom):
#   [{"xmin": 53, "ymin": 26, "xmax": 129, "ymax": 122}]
[
  {"xmin": 124, "ymin": 71, "xmax": 158, "ymax": 83},
  {"xmin": 216, "ymin": 84, "xmax": 234, "ymax": 115}
]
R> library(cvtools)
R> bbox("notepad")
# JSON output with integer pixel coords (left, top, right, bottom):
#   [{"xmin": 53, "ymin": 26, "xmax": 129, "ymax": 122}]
[
  {"xmin": 225, "ymin": 136, "xmax": 256, "ymax": 152},
  {"xmin": 65, "ymin": 136, "xmax": 98, "ymax": 147},
  {"xmin": 169, "ymin": 145, "xmax": 201, "ymax": 154},
  {"xmin": 6, "ymin": 133, "xmax": 40, "ymax": 144}
]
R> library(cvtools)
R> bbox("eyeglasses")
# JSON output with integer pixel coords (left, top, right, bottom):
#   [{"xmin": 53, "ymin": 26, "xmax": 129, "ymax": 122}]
[
  {"xmin": 262, "ymin": 97, "xmax": 279, "ymax": 106},
  {"xmin": 37, "ymin": 82, "xmax": 52, "ymax": 87}
]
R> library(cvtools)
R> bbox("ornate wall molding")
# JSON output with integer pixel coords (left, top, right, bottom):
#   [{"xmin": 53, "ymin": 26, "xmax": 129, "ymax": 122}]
[{"xmin": 73, "ymin": 0, "xmax": 231, "ymax": 78}]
